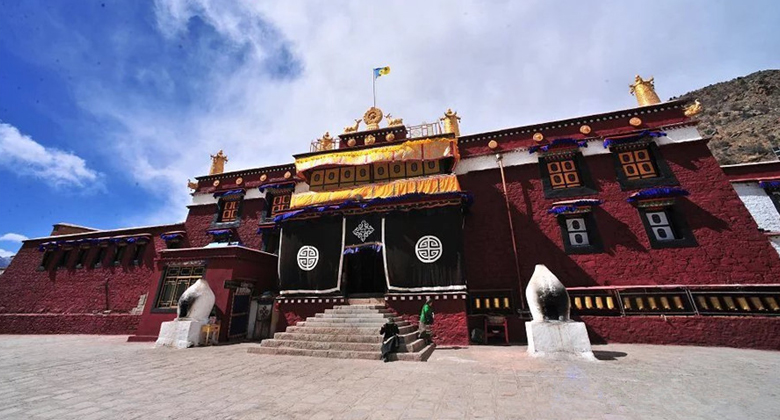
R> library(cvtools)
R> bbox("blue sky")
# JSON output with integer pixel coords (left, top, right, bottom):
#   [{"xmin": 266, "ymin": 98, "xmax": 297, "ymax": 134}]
[{"xmin": 1, "ymin": 0, "xmax": 779, "ymax": 257}]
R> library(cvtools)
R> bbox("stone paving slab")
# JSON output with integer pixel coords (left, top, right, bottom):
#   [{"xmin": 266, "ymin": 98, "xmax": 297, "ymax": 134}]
[{"xmin": 0, "ymin": 335, "xmax": 778, "ymax": 419}]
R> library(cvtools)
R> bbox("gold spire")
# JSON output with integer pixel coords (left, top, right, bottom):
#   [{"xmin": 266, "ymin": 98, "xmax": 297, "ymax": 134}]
[
  {"xmin": 629, "ymin": 75, "xmax": 661, "ymax": 106},
  {"xmin": 209, "ymin": 150, "xmax": 228, "ymax": 175},
  {"xmin": 441, "ymin": 109, "xmax": 461, "ymax": 137}
]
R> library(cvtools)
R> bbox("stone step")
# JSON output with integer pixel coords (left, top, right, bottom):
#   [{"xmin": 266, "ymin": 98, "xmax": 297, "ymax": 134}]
[
  {"xmin": 285, "ymin": 324, "xmax": 416, "ymax": 335},
  {"xmin": 388, "ymin": 343, "xmax": 436, "ymax": 362},
  {"xmin": 248, "ymin": 346, "xmax": 381, "ymax": 360},
  {"xmin": 271, "ymin": 331, "xmax": 419, "ymax": 344},
  {"xmin": 259, "ymin": 338, "xmax": 426, "ymax": 353},
  {"xmin": 332, "ymin": 304, "xmax": 386, "ymax": 309},
  {"xmin": 301, "ymin": 318, "xmax": 410, "ymax": 326},
  {"xmin": 249, "ymin": 304, "xmax": 433, "ymax": 362},
  {"xmin": 324, "ymin": 308, "xmax": 394, "ymax": 314},
  {"xmin": 315, "ymin": 313, "xmax": 393, "ymax": 319}
]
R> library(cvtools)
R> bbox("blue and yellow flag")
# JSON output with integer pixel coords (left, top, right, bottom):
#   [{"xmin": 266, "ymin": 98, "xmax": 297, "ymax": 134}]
[{"xmin": 373, "ymin": 66, "xmax": 390, "ymax": 79}]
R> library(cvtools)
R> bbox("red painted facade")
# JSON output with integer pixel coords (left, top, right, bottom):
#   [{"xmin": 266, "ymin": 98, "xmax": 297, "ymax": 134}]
[
  {"xmin": 3, "ymin": 99, "xmax": 779, "ymax": 351},
  {"xmin": 0, "ymin": 224, "xmax": 181, "ymax": 334},
  {"xmin": 130, "ymin": 246, "xmax": 278, "ymax": 342}
]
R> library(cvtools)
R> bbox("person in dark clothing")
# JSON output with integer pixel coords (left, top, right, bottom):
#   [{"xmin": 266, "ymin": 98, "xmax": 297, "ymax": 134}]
[{"xmin": 379, "ymin": 318, "xmax": 400, "ymax": 362}]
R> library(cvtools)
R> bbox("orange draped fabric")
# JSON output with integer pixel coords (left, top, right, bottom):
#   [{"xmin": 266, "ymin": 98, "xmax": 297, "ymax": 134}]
[
  {"xmin": 290, "ymin": 174, "xmax": 461, "ymax": 209},
  {"xmin": 294, "ymin": 138, "xmax": 459, "ymax": 177}
]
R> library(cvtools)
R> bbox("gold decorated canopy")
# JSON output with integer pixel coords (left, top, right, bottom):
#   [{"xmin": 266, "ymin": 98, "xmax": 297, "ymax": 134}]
[
  {"xmin": 295, "ymin": 137, "xmax": 459, "ymax": 178},
  {"xmin": 290, "ymin": 174, "xmax": 461, "ymax": 209}
]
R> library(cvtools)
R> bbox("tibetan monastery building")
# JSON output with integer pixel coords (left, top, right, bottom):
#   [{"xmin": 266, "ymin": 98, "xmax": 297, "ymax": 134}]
[{"xmin": 2, "ymin": 76, "xmax": 779, "ymax": 350}]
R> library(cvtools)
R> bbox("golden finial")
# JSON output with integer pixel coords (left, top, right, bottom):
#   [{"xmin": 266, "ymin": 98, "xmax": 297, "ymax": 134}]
[
  {"xmin": 316, "ymin": 132, "xmax": 335, "ymax": 151},
  {"xmin": 187, "ymin": 179, "xmax": 198, "ymax": 190},
  {"xmin": 684, "ymin": 100, "xmax": 703, "ymax": 117},
  {"xmin": 385, "ymin": 113, "xmax": 404, "ymax": 127},
  {"xmin": 629, "ymin": 75, "xmax": 661, "ymax": 106},
  {"xmin": 343, "ymin": 119, "xmax": 361, "ymax": 134},
  {"xmin": 209, "ymin": 150, "xmax": 228, "ymax": 175},
  {"xmin": 441, "ymin": 109, "xmax": 461, "ymax": 137}
]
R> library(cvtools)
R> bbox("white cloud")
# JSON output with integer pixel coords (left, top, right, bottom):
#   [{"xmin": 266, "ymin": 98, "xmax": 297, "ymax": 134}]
[
  {"xmin": 0, "ymin": 233, "xmax": 28, "ymax": 243},
  {"xmin": 65, "ymin": 1, "xmax": 780, "ymax": 225},
  {"xmin": 0, "ymin": 122, "xmax": 102, "ymax": 189},
  {"xmin": 0, "ymin": 249, "xmax": 15, "ymax": 258}
]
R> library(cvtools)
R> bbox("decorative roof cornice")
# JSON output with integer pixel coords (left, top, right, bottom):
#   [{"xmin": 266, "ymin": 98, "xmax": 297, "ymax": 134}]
[{"xmin": 459, "ymin": 100, "xmax": 687, "ymax": 144}]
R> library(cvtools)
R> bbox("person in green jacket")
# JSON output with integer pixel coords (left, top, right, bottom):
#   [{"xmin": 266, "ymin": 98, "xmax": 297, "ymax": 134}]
[{"xmin": 418, "ymin": 298, "xmax": 434, "ymax": 345}]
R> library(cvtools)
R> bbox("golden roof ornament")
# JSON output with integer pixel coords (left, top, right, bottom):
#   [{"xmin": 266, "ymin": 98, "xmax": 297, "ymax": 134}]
[
  {"xmin": 209, "ymin": 150, "xmax": 228, "ymax": 175},
  {"xmin": 385, "ymin": 113, "xmax": 404, "ymax": 127},
  {"xmin": 441, "ymin": 108, "xmax": 461, "ymax": 137},
  {"xmin": 363, "ymin": 107, "xmax": 383, "ymax": 130},
  {"xmin": 343, "ymin": 119, "xmax": 361, "ymax": 134},
  {"xmin": 684, "ymin": 100, "xmax": 703, "ymax": 117},
  {"xmin": 187, "ymin": 179, "xmax": 198, "ymax": 190},
  {"xmin": 629, "ymin": 75, "xmax": 661, "ymax": 106},
  {"xmin": 315, "ymin": 132, "xmax": 335, "ymax": 151}
]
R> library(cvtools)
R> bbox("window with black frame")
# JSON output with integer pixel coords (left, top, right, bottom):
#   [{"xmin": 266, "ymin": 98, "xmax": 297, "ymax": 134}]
[
  {"xmin": 539, "ymin": 153, "xmax": 597, "ymax": 199},
  {"xmin": 38, "ymin": 249, "xmax": 53, "ymax": 271},
  {"xmin": 112, "ymin": 244, "xmax": 126, "ymax": 266},
  {"xmin": 610, "ymin": 142, "xmax": 678, "ymax": 190},
  {"xmin": 638, "ymin": 205, "xmax": 697, "ymax": 249},
  {"xmin": 218, "ymin": 197, "xmax": 241, "ymax": 223},
  {"xmin": 557, "ymin": 213, "xmax": 603, "ymax": 254},
  {"xmin": 57, "ymin": 249, "xmax": 71, "ymax": 269},
  {"xmin": 75, "ymin": 247, "xmax": 89, "ymax": 269},
  {"xmin": 132, "ymin": 242, "xmax": 147, "ymax": 266},
  {"xmin": 92, "ymin": 245, "xmax": 108, "ymax": 268}
]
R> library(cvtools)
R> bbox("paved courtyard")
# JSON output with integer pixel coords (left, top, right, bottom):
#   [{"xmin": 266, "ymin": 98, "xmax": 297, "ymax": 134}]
[{"xmin": 0, "ymin": 336, "xmax": 778, "ymax": 419}]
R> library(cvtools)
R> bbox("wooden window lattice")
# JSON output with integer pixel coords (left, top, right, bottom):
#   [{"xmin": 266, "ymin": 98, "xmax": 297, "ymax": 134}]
[
  {"xmin": 619, "ymin": 149, "xmax": 658, "ymax": 180},
  {"xmin": 547, "ymin": 159, "xmax": 581, "ymax": 189},
  {"xmin": 156, "ymin": 265, "xmax": 206, "ymax": 309}
]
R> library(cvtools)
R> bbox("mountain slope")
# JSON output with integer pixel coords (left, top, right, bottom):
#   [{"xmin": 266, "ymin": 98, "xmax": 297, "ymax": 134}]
[
  {"xmin": 0, "ymin": 256, "xmax": 12, "ymax": 269},
  {"xmin": 674, "ymin": 70, "xmax": 780, "ymax": 165}
]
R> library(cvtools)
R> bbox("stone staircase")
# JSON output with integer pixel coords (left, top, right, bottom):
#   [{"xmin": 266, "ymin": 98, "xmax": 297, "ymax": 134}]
[{"xmin": 248, "ymin": 304, "xmax": 435, "ymax": 361}]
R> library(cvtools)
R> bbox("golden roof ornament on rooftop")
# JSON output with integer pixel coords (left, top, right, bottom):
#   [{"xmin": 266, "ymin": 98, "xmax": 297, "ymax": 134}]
[
  {"xmin": 629, "ymin": 75, "xmax": 662, "ymax": 106},
  {"xmin": 441, "ymin": 109, "xmax": 461, "ymax": 137},
  {"xmin": 209, "ymin": 150, "xmax": 228, "ymax": 175},
  {"xmin": 363, "ymin": 107, "xmax": 384, "ymax": 130},
  {"xmin": 343, "ymin": 119, "xmax": 361, "ymax": 134},
  {"xmin": 312, "ymin": 132, "xmax": 335, "ymax": 151},
  {"xmin": 684, "ymin": 100, "xmax": 703, "ymax": 117}
]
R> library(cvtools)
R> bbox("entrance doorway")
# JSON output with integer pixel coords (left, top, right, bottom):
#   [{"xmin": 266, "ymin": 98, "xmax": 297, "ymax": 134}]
[{"xmin": 343, "ymin": 248, "xmax": 386, "ymax": 296}]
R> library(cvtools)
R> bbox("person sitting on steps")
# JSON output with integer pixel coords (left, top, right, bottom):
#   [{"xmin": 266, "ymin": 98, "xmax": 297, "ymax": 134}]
[{"xmin": 379, "ymin": 317, "xmax": 400, "ymax": 362}]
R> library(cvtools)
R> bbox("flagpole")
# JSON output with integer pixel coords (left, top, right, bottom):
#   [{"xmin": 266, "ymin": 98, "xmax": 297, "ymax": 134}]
[{"xmin": 372, "ymin": 70, "xmax": 376, "ymax": 108}]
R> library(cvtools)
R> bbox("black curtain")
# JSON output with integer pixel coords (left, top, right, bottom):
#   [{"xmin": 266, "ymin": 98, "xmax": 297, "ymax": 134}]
[
  {"xmin": 279, "ymin": 216, "xmax": 343, "ymax": 292},
  {"xmin": 384, "ymin": 206, "xmax": 465, "ymax": 289}
]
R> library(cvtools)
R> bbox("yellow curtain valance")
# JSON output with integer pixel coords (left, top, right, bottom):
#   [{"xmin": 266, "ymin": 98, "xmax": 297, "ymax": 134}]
[
  {"xmin": 295, "ymin": 138, "xmax": 459, "ymax": 176},
  {"xmin": 290, "ymin": 174, "xmax": 461, "ymax": 209}
]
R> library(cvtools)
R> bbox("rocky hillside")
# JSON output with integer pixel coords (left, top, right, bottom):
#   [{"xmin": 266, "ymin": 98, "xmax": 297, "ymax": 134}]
[
  {"xmin": 673, "ymin": 70, "xmax": 780, "ymax": 165},
  {"xmin": 0, "ymin": 256, "xmax": 12, "ymax": 268}
]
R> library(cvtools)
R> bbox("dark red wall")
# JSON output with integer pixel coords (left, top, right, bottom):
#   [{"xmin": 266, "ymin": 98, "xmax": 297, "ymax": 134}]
[
  {"xmin": 581, "ymin": 315, "xmax": 780, "ymax": 350},
  {"xmin": 459, "ymin": 140, "xmax": 780, "ymax": 297},
  {"xmin": 386, "ymin": 296, "xmax": 468, "ymax": 346},
  {"xmin": 0, "ymin": 225, "xmax": 179, "ymax": 334},
  {"xmin": 130, "ymin": 246, "xmax": 278, "ymax": 342},
  {"xmin": 184, "ymin": 198, "xmax": 266, "ymax": 249}
]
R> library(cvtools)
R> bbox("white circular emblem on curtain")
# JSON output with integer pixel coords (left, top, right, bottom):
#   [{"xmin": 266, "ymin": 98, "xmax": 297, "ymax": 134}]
[
  {"xmin": 415, "ymin": 235, "xmax": 443, "ymax": 263},
  {"xmin": 297, "ymin": 246, "xmax": 319, "ymax": 271}
]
